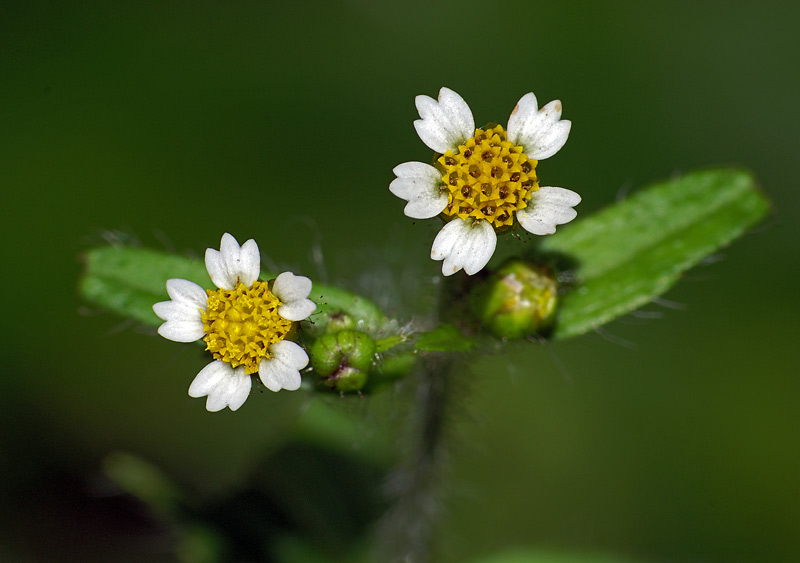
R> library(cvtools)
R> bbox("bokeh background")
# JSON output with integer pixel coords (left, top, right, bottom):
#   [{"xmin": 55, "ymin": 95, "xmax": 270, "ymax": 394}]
[{"xmin": 3, "ymin": 1, "xmax": 799, "ymax": 561}]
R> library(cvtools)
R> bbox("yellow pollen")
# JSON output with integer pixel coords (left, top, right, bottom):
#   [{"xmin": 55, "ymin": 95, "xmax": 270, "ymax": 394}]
[
  {"xmin": 201, "ymin": 281, "xmax": 292, "ymax": 374},
  {"xmin": 437, "ymin": 125, "xmax": 539, "ymax": 228}
]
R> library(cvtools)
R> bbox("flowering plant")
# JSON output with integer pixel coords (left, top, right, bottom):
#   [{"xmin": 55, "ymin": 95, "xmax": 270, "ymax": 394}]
[{"xmin": 78, "ymin": 87, "xmax": 768, "ymax": 562}]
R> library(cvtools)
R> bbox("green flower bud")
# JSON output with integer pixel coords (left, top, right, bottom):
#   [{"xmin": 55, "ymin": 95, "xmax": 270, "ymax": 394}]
[
  {"xmin": 310, "ymin": 330, "xmax": 376, "ymax": 392},
  {"xmin": 325, "ymin": 366, "xmax": 368, "ymax": 393},
  {"xmin": 470, "ymin": 260, "xmax": 558, "ymax": 339},
  {"xmin": 326, "ymin": 312, "xmax": 356, "ymax": 333}
]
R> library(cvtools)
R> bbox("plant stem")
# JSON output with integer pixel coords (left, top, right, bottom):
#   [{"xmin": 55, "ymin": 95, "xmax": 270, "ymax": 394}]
[{"xmin": 376, "ymin": 352, "xmax": 455, "ymax": 563}]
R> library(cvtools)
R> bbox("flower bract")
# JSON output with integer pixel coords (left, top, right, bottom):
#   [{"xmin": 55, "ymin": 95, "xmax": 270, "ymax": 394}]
[
  {"xmin": 153, "ymin": 233, "xmax": 316, "ymax": 412},
  {"xmin": 390, "ymin": 87, "xmax": 581, "ymax": 276}
]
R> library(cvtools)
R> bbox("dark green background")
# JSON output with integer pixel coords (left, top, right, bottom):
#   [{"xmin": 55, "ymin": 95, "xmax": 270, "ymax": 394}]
[{"xmin": 3, "ymin": 1, "xmax": 799, "ymax": 561}]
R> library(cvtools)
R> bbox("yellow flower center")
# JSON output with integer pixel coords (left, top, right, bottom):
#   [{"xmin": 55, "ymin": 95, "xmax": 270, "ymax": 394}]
[
  {"xmin": 201, "ymin": 281, "xmax": 292, "ymax": 374},
  {"xmin": 438, "ymin": 125, "xmax": 539, "ymax": 228}
]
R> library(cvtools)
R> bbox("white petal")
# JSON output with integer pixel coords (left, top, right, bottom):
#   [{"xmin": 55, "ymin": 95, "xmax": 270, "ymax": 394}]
[
  {"xmin": 273, "ymin": 340, "xmax": 310, "ymax": 369},
  {"xmin": 205, "ymin": 369, "xmax": 250, "ymax": 412},
  {"xmin": 390, "ymin": 162, "xmax": 448, "ymax": 219},
  {"xmin": 164, "ymin": 279, "xmax": 207, "ymax": 309},
  {"xmin": 272, "ymin": 272, "xmax": 315, "ymax": 321},
  {"xmin": 154, "ymin": 279, "xmax": 206, "ymax": 341},
  {"xmin": 188, "ymin": 360, "xmax": 230, "ymax": 397},
  {"xmin": 237, "ymin": 239, "xmax": 261, "ymax": 287},
  {"xmin": 258, "ymin": 340, "xmax": 308, "ymax": 392},
  {"xmin": 205, "ymin": 248, "xmax": 236, "ymax": 290},
  {"xmin": 219, "ymin": 232, "xmax": 240, "ymax": 261},
  {"xmin": 272, "ymin": 271, "xmax": 312, "ymax": 302},
  {"xmin": 157, "ymin": 319, "xmax": 205, "ymax": 342},
  {"xmin": 205, "ymin": 233, "xmax": 261, "ymax": 289},
  {"xmin": 430, "ymin": 219, "xmax": 497, "ymax": 276},
  {"xmin": 507, "ymin": 94, "xmax": 571, "ymax": 160},
  {"xmin": 278, "ymin": 299, "xmax": 316, "ymax": 322},
  {"xmin": 413, "ymin": 87, "xmax": 475, "ymax": 154},
  {"xmin": 223, "ymin": 370, "xmax": 252, "ymax": 411},
  {"xmin": 153, "ymin": 300, "xmax": 203, "ymax": 323},
  {"xmin": 189, "ymin": 361, "xmax": 251, "ymax": 412},
  {"xmin": 516, "ymin": 186, "xmax": 581, "ymax": 235}
]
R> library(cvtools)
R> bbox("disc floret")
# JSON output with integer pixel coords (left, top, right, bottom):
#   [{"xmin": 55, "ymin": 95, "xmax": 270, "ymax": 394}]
[
  {"xmin": 202, "ymin": 281, "xmax": 293, "ymax": 374},
  {"xmin": 438, "ymin": 125, "xmax": 538, "ymax": 229}
]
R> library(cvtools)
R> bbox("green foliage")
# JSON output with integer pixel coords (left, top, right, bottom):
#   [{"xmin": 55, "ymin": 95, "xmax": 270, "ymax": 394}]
[
  {"xmin": 80, "ymin": 247, "xmax": 210, "ymax": 326},
  {"xmin": 79, "ymin": 168, "xmax": 768, "ymax": 360},
  {"xmin": 416, "ymin": 324, "xmax": 476, "ymax": 352},
  {"xmin": 80, "ymin": 246, "xmax": 386, "ymax": 333},
  {"xmin": 543, "ymin": 168, "xmax": 769, "ymax": 339},
  {"xmin": 103, "ymin": 451, "xmax": 184, "ymax": 517}
]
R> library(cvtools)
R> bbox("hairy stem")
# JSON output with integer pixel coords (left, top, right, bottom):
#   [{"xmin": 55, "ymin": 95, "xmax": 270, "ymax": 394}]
[{"xmin": 376, "ymin": 352, "xmax": 455, "ymax": 562}]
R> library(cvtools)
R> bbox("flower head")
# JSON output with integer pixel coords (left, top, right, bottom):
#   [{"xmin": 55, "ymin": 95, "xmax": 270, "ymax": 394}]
[
  {"xmin": 153, "ymin": 233, "xmax": 316, "ymax": 412},
  {"xmin": 390, "ymin": 87, "xmax": 581, "ymax": 276}
]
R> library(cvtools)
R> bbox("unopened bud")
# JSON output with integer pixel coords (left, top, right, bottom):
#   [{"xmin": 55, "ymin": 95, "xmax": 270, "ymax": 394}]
[
  {"xmin": 310, "ymin": 330, "xmax": 376, "ymax": 392},
  {"xmin": 326, "ymin": 312, "xmax": 356, "ymax": 333},
  {"xmin": 470, "ymin": 260, "xmax": 558, "ymax": 339}
]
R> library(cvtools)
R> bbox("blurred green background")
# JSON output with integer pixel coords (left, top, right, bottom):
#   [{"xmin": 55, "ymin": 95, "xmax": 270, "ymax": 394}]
[{"xmin": 3, "ymin": 1, "xmax": 799, "ymax": 561}]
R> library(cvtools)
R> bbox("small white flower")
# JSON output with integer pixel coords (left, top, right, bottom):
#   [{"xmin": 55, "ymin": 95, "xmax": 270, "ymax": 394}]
[
  {"xmin": 153, "ymin": 233, "xmax": 316, "ymax": 412},
  {"xmin": 390, "ymin": 87, "xmax": 581, "ymax": 276}
]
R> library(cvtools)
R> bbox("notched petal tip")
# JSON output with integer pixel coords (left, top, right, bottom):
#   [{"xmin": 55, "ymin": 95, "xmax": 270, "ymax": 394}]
[
  {"xmin": 278, "ymin": 299, "xmax": 316, "ymax": 322},
  {"xmin": 205, "ymin": 248, "xmax": 234, "ymax": 289},
  {"xmin": 403, "ymin": 195, "xmax": 449, "ymax": 220},
  {"xmin": 430, "ymin": 219, "xmax": 497, "ymax": 276},
  {"xmin": 516, "ymin": 187, "xmax": 581, "ymax": 236},
  {"xmin": 219, "ymin": 232, "xmax": 240, "ymax": 255},
  {"xmin": 153, "ymin": 301, "xmax": 170, "ymax": 320},
  {"xmin": 413, "ymin": 87, "xmax": 475, "ymax": 155},
  {"xmin": 273, "ymin": 271, "xmax": 313, "ymax": 303},
  {"xmin": 157, "ymin": 320, "xmax": 205, "ymax": 343},
  {"xmin": 258, "ymin": 343, "xmax": 307, "ymax": 392},
  {"xmin": 189, "ymin": 362, "xmax": 251, "ymax": 412},
  {"xmin": 506, "ymin": 93, "xmax": 571, "ymax": 160},
  {"xmin": 165, "ymin": 278, "xmax": 207, "ymax": 306},
  {"xmin": 238, "ymin": 239, "xmax": 261, "ymax": 286},
  {"xmin": 391, "ymin": 163, "xmax": 449, "ymax": 219},
  {"xmin": 414, "ymin": 93, "xmax": 435, "ymax": 110}
]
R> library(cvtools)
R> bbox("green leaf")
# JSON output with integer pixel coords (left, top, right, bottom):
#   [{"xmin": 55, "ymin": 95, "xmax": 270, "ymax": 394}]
[
  {"xmin": 541, "ymin": 168, "xmax": 769, "ymax": 339},
  {"xmin": 103, "ymin": 451, "xmax": 184, "ymax": 517},
  {"xmin": 80, "ymin": 247, "xmax": 210, "ymax": 326},
  {"xmin": 79, "ymin": 246, "xmax": 386, "ymax": 332},
  {"xmin": 416, "ymin": 324, "xmax": 475, "ymax": 352}
]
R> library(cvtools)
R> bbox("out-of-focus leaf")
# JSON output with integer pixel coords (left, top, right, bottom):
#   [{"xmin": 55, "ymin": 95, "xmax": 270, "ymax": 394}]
[
  {"xmin": 104, "ymin": 452, "xmax": 225, "ymax": 563},
  {"xmin": 103, "ymin": 451, "xmax": 184, "ymax": 517},
  {"xmin": 79, "ymin": 246, "xmax": 386, "ymax": 332},
  {"xmin": 541, "ymin": 169, "xmax": 769, "ymax": 339},
  {"xmin": 416, "ymin": 324, "xmax": 475, "ymax": 352},
  {"xmin": 291, "ymin": 398, "xmax": 392, "ymax": 465}
]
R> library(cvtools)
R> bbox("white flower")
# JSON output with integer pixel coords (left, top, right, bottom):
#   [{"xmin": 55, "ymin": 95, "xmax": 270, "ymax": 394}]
[
  {"xmin": 390, "ymin": 87, "xmax": 581, "ymax": 276},
  {"xmin": 153, "ymin": 233, "xmax": 316, "ymax": 412}
]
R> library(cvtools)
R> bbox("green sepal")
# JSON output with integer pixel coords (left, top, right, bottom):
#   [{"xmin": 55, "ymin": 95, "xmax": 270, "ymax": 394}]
[{"xmin": 374, "ymin": 335, "xmax": 406, "ymax": 353}]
